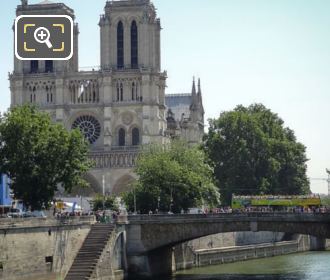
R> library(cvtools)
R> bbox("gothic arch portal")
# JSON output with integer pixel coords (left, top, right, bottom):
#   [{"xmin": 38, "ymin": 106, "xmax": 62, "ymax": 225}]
[
  {"xmin": 112, "ymin": 175, "xmax": 136, "ymax": 195},
  {"xmin": 70, "ymin": 172, "xmax": 102, "ymax": 196}
]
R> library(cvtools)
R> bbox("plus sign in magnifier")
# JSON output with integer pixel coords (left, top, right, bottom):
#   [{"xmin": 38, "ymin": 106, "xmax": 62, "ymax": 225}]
[{"xmin": 34, "ymin": 27, "xmax": 53, "ymax": 49}]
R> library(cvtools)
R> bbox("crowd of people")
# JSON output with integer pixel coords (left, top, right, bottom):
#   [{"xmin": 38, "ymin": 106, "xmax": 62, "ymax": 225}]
[
  {"xmin": 3, "ymin": 197, "xmax": 330, "ymax": 220},
  {"xmin": 233, "ymin": 194, "xmax": 321, "ymax": 200},
  {"xmin": 127, "ymin": 205, "xmax": 330, "ymax": 215},
  {"xmin": 94, "ymin": 210, "xmax": 119, "ymax": 223}
]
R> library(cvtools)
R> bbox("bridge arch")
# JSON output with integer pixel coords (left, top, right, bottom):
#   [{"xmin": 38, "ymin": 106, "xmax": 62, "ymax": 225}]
[
  {"xmin": 127, "ymin": 213, "xmax": 330, "ymax": 253},
  {"xmin": 125, "ymin": 213, "xmax": 330, "ymax": 278}
]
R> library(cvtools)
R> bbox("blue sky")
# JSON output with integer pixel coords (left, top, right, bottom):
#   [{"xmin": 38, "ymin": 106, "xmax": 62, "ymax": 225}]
[{"xmin": 0, "ymin": 0, "xmax": 329, "ymax": 193}]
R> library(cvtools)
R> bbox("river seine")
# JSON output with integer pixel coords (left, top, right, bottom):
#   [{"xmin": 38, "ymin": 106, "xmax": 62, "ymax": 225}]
[
  {"xmin": 172, "ymin": 251, "xmax": 330, "ymax": 280},
  {"xmin": 26, "ymin": 251, "xmax": 330, "ymax": 280}
]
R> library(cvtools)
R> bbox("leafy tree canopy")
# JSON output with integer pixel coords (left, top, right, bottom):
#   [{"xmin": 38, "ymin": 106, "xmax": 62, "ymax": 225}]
[
  {"xmin": 122, "ymin": 141, "xmax": 220, "ymax": 214},
  {"xmin": 92, "ymin": 194, "xmax": 119, "ymax": 212},
  {"xmin": 321, "ymin": 196, "xmax": 330, "ymax": 207},
  {"xmin": 0, "ymin": 105, "xmax": 92, "ymax": 210},
  {"xmin": 203, "ymin": 103, "xmax": 310, "ymax": 205}
]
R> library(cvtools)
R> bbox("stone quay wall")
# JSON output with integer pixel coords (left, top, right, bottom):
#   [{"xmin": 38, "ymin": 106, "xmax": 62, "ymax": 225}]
[
  {"xmin": 0, "ymin": 216, "xmax": 94, "ymax": 280},
  {"xmin": 173, "ymin": 232, "xmax": 327, "ymax": 270},
  {"xmin": 194, "ymin": 237, "xmax": 304, "ymax": 267},
  {"xmin": 174, "ymin": 231, "xmax": 284, "ymax": 270}
]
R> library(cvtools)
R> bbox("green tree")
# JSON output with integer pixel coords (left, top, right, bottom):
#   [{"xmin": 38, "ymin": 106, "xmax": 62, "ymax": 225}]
[
  {"xmin": 0, "ymin": 105, "xmax": 92, "ymax": 210},
  {"xmin": 92, "ymin": 194, "xmax": 119, "ymax": 211},
  {"xmin": 203, "ymin": 103, "xmax": 310, "ymax": 205},
  {"xmin": 122, "ymin": 142, "xmax": 220, "ymax": 214},
  {"xmin": 321, "ymin": 195, "xmax": 330, "ymax": 207}
]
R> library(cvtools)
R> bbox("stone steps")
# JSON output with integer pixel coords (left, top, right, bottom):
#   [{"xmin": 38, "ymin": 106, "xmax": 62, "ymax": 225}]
[{"xmin": 64, "ymin": 223, "xmax": 115, "ymax": 280}]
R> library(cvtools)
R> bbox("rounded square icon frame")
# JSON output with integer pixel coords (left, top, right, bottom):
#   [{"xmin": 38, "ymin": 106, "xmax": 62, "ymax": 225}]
[{"xmin": 15, "ymin": 15, "xmax": 73, "ymax": 61}]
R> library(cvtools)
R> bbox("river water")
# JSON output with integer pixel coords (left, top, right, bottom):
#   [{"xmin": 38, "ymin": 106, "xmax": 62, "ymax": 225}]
[
  {"xmin": 172, "ymin": 251, "xmax": 330, "ymax": 280},
  {"xmin": 24, "ymin": 251, "xmax": 330, "ymax": 280}
]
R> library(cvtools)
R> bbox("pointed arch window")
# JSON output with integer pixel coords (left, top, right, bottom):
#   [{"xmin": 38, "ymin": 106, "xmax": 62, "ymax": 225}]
[
  {"xmin": 32, "ymin": 86, "xmax": 36, "ymax": 103},
  {"xmin": 30, "ymin": 60, "xmax": 38, "ymax": 73},
  {"xmin": 131, "ymin": 81, "xmax": 139, "ymax": 101},
  {"xmin": 46, "ymin": 86, "xmax": 49, "ymax": 103},
  {"xmin": 116, "ymin": 82, "xmax": 123, "ymax": 101},
  {"xmin": 120, "ymin": 83, "xmax": 123, "ymax": 101},
  {"xmin": 116, "ymin": 82, "xmax": 120, "ymax": 101},
  {"xmin": 45, "ymin": 86, "xmax": 53, "ymax": 104},
  {"xmin": 136, "ymin": 83, "xmax": 139, "ymax": 101},
  {"xmin": 131, "ymin": 20, "xmax": 138, "ymax": 68},
  {"xmin": 45, "ymin": 60, "xmax": 53, "ymax": 73},
  {"xmin": 117, "ymin": 21, "xmax": 124, "ymax": 69},
  {"xmin": 93, "ymin": 91, "xmax": 96, "ymax": 102},
  {"xmin": 132, "ymin": 127, "xmax": 140, "ymax": 146},
  {"xmin": 118, "ymin": 128, "xmax": 126, "ymax": 146},
  {"xmin": 131, "ymin": 82, "xmax": 135, "ymax": 100}
]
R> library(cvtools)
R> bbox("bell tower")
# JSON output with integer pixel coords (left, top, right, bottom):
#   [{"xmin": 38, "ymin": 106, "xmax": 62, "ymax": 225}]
[
  {"xmin": 13, "ymin": 1, "xmax": 79, "ymax": 77},
  {"xmin": 99, "ymin": 0, "xmax": 161, "ymax": 71},
  {"xmin": 99, "ymin": 0, "xmax": 167, "ymax": 146},
  {"xmin": 11, "ymin": 1, "xmax": 79, "ymax": 113}
]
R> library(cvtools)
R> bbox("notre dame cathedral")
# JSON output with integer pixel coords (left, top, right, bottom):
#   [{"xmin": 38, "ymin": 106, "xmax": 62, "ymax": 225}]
[{"xmin": 10, "ymin": 0, "xmax": 205, "ymax": 195}]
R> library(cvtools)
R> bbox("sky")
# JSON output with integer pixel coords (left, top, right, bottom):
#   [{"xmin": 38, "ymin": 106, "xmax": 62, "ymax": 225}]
[{"xmin": 0, "ymin": 0, "xmax": 329, "ymax": 193}]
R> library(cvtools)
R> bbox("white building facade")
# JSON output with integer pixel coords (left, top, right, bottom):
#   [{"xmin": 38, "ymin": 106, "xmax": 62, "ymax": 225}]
[{"xmin": 10, "ymin": 0, "xmax": 204, "ymax": 195}]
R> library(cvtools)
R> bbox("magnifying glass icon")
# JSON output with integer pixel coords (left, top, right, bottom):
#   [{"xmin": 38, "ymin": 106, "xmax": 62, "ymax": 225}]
[{"xmin": 34, "ymin": 27, "xmax": 53, "ymax": 49}]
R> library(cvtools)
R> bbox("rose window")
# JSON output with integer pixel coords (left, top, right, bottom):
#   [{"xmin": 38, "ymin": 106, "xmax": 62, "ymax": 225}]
[{"xmin": 72, "ymin": 115, "xmax": 101, "ymax": 144}]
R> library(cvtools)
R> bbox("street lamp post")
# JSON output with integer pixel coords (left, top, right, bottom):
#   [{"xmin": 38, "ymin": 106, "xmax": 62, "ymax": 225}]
[{"xmin": 169, "ymin": 188, "xmax": 173, "ymax": 213}]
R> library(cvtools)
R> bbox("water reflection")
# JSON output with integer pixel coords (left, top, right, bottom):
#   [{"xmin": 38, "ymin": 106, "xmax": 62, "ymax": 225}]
[
  {"xmin": 174, "ymin": 274, "xmax": 304, "ymax": 280},
  {"xmin": 22, "ymin": 251, "xmax": 330, "ymax": 280},
  {"xmin": 173, "ymin": 251, "xmax": 330, "ymax": 280}
]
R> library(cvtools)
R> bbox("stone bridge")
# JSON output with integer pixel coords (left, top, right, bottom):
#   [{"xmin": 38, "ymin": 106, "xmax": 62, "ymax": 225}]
[{"xmin": 124, "ymin": 213, "xmax": 330, "ymax": 278}]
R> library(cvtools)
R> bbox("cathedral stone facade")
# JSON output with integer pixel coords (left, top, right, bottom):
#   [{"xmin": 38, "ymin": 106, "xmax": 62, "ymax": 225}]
[{"xmin": 10, "ymin": 0, "xmax": 204, "ymax": 195}]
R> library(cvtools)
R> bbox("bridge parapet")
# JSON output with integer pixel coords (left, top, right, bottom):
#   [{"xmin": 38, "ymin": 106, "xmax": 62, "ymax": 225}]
[
  {"xmin": 0, "ymin": 215, "xmax": 95, "ymax": 231},
  {"xmin": 127, "ymin": 213, "xmax": 330, "ymax": 224}
]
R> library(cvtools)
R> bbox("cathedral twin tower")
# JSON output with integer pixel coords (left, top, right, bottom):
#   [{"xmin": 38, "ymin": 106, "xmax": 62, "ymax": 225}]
[
  {"xmin": 10, "ymin": 0, "xmax": 204, "ymax": 195},
  {"xmin": 99, "ymin": 2, "xmax": 160, "ymax": 72}
]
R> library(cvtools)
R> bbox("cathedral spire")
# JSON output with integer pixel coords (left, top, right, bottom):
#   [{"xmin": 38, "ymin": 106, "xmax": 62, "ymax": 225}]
[
  {"xmin": 197, "ymin": 78, "xmax": 203, "ymax": 104},
  {"xmin": 197, "ymin": 78, "xmax": 204, "ymax": 115},
  {"xmin": 192, "ymin": 76, "xmax": 196, "ymax": 96},
  {"xmin": 190, "ymin": 77, "xmax": 198, "ymax": 111}
]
